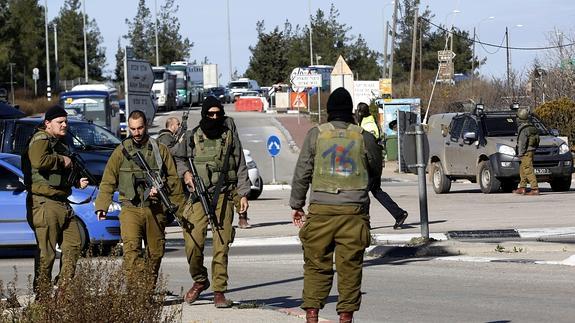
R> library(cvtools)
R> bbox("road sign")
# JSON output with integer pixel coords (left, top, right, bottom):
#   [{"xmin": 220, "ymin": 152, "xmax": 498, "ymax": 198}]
[
  {"xmin": 438, "ymin": 50, "xmax": 456, "ymax": 62},
  {"xmin": 32, "ymin": 68, "xmax": 39, "ymax": 80},
  {"xmin": 291, "ymin": 74, "xmax": 322, "ymax": 89},
  {"xmin": 290, "ymin": 68, "xmax": 309, "ymax": 92},
  {"xmin": 127, "ymin": 60, "xmax": 154, "ymax": 93},
  {"xmin": 127, "ymin": 93, "xmax": 155, "ymax": 125},
  {"xmin": 267, "ymin": 135, "xmax": 281, "ymax": 157}
]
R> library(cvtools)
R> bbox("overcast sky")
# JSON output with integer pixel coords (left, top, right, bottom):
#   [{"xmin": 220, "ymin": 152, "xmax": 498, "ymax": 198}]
[{"xmin": 45, "ymin": 0, "xmax": 575, "ymax": 85}]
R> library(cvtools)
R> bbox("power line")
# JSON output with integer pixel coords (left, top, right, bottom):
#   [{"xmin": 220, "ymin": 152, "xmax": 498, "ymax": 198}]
[{"xmin": 419, "ymin": 16, "xmax": 575, "ymax": 51}]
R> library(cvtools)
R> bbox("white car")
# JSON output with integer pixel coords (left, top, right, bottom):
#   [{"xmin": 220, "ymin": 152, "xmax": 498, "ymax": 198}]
[{"xmin": 243, "ymin": 149, "xmax": 263, "ymax": 199}]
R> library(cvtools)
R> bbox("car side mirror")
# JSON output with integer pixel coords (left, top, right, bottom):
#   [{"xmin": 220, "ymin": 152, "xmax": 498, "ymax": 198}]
[
  {"xmin": 9, "ymin": 180, "xmax": 26, "ymax": 193},
  {"xmin": 463, "ymin": 131, "xmax": 477, "ymax": 144},
  {"xmin": 550, "ymin": 129, "xmax": 560, "ymax": 136}
]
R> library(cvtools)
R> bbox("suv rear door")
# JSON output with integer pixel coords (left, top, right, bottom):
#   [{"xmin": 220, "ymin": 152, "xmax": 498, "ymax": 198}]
[
  {"xmin": 459, "ymin": 116, "xmax": 481, "ymax": 176},
  {"xmin": 444, "ymin": 116, "xmax": 465, "ymax": 174}
]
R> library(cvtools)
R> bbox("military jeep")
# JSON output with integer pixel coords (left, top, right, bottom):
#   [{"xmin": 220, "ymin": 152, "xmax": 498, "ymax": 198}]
[{"xmin": 426, "ymin": 106, "xmax": 573, "ymax": 194}]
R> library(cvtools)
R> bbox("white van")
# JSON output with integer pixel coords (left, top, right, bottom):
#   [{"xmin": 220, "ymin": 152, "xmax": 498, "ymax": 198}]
[{"xmin": 228, "ymin": 78, "xmax": 260, "ymax": 102}]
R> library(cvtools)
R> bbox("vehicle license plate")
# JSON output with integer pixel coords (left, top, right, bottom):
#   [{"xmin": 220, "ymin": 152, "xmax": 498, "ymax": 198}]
[{"xmin": 534, "ymin": 168, "xmax": 551, "ymax": 175}]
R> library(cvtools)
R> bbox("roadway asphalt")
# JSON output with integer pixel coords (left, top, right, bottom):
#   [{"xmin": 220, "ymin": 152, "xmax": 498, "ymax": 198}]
[{"xmin": 155, "ymin": 112, "xmax": 575, "ymax": 322}]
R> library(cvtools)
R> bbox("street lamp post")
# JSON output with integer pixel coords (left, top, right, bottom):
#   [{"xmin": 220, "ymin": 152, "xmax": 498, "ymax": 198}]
[
  {"xmin": 154, "ymin": 0, "xmax": 159, "ymax": 66},
  {"xmin": 82, "ymin": 0, "xmax": 88, "ymax": 83},
  {"xmin": 506, "ymin": 24, "xmax": 523, "ymax": 98},
  {"xmin": 54, "ymin": 23, "xmax": 59, "ymax": 93},
  {"xmin": 226, "ymin": 0, "xmax": 233, "ymax": 81},
  {"xmin": 44, "ymin": 0, "xmax": 51, "ymax": 101},
  {"xmin": 308, "ymin": 0, "xmax": 313, "ymax": 67},
  {"xmin": 9, "ymin": 63, "xmax": 15, "ymax": 105}
]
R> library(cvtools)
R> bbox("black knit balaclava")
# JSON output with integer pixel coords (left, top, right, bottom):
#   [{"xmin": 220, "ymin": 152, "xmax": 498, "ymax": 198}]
[
  {"xmin": 327, "ymin": 87, "xmax": 355, "ymax": 123},
  {"xmin": 199, "ymin": 96, "xmax": 226, "ymax": 139}
]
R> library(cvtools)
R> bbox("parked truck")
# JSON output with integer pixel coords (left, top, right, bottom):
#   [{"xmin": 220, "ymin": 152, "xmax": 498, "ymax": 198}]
[
  {"xmin": 152, "ymin": 66, "xmax": 177, "ymax": 111},
  {"xmin": 203, "ymin": 64, "xmax": 219, "ymax": 89},
  {"xmin": 166, "ymin": 61, "xmax": 203, "ymax": 107}
]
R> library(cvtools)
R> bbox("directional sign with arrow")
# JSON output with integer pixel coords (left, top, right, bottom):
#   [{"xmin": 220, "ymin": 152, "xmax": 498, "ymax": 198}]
[{"xmin": 267, "ymin": 135, "xmax": 281, "ymax": 157}]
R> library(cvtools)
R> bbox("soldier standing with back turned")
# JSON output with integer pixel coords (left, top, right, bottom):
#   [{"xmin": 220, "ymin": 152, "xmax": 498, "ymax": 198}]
[
  {"xmin": 22, "ymin": 105, "xmax": 89, "ymax": 297},
  {"xmin": 513, "ymin": 107, "xmax": 540, "ymax": 195},
  {"xmin": 290, "ymin": 88, "xmax": 382, "ymax": 323}
]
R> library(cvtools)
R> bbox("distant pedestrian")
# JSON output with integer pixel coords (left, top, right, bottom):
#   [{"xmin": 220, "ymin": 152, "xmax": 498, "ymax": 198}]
[
  {"xmin": 21, "ymin": 105, "xmax": 89, "ymax": 297},
  {"xmin": 290, "ymin": 88, "xmax": 382, "ymax": 323},
  {"xmin": 356, "ymin": 102, "xmax": 408, "ymax": 229},
  {"xmin": 157, "ymin": 117, "xmax": 181, "ymax": 156},
  {"xmin": 513, "ymin": 107, "xmax": 540, "ymax": 195}
]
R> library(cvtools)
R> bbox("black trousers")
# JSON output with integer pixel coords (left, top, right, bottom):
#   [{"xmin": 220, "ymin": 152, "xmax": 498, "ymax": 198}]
[{"xmin": 371, "ymin": 176, "xmax": 405, "ymax": 220}]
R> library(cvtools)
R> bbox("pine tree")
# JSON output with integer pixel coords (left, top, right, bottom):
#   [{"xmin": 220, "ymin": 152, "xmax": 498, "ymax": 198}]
[
  {"xmin": 124, "ymin": 0, "xmax": 154, "ymax": 62},
  {"xmin": 114, "ymin": 38, "xmax": 124, "ymax": 82},
  {"xmin": 245, "ymin": 21, "xmax": 289, "ymax": 85},
  {"xmin": 156, "ymin": 0, "xmax": 193, "ymax": 64}
]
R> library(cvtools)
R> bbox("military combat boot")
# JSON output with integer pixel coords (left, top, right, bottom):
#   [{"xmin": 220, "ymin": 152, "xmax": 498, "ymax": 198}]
[
  {"xmin": 339, "ymin": 311, "xmax": 354, "ymax": 323},
  {"xmin": 213, "ymin": 292, "xmax": 233, "ymax": 308},
  {"xmin": 512, "ymin": 187, "xmax": 526, "ymax": 195},
  {"xmin": 305, "ymin": 308, "xmax": 319, "ymax": 323},
  {"xmin": 526, "ymin": 188, "xmax": 540, "ymax": 196}
]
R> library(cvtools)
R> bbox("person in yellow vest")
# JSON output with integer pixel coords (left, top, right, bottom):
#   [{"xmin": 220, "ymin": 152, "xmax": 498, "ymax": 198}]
[
  {"xmin": 95, "ymin": 110, "xmax": 184, "ymax": 283},
  {"xmin": 22, "ymin": 105, "xmax": 89, "ymax": 297},
  {"xmin": 290, "ymin": 89, "xmax": 382, "ymax": 323},
  {"xmin": 356, "ymin": 102, "xmax": 408, "ymax": 229}
]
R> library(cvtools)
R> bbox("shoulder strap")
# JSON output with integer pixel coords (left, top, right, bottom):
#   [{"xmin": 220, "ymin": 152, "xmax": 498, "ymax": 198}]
[
  {"xmin": 318, "ymin": 123, "xmax": 335, "ymax": 133},
  {"xmin": 210, "ymin": 129, "xmax": 234, "ymax": 212},
  {"xmin": 149, "ymin": 138, "xmax": 164, "ymax": 172}
]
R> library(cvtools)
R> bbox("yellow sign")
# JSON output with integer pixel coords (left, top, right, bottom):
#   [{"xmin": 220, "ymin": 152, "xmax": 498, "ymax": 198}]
[
  {"xmin": 66, "ymin": 97, "xmax": 73, "ymax": 104},
  {"xmin": 379, "ymin": 78, "xmax": 392, "ymax": 102}
]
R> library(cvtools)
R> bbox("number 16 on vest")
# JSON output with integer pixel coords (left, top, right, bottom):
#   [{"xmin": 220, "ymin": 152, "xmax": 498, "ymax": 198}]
[{"xmin": 267, "ymin": 135, "xmax": 281, "ymax": 184}]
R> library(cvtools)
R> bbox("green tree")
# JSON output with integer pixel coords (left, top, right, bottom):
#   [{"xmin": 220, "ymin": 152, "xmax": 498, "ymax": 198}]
[
  {"xmin": 347, "ymin": 34, "xmax": 381, "ymax": 80},
  {"xmin": 245, "ymin": 21, "xmax": 290, "ymax": 85},
  {"xmin": 53, "ymin": 0, "xmax": 106, "ymax": 81},
  {"xmin": 156, "ymin": 0, "xmax": 193, "ymax": 64},
  {"xmin": 2, "ymin": 0, "xmax": 45, "ymax": 91},
  {"xmin": 535, "ymin": 97, "xmax": 575, "ymax": 149},
  {"xmin": 124, "ymin": 0, "xmax": 154, "ymax": 62},
  {"xmin": 114, "ymin": 38, "xmax": 124, "ymax": 82}
]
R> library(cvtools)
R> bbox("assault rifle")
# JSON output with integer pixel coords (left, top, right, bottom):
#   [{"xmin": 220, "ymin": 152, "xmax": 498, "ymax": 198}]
[
  {"xmin": 132, "ymin": 151, "xmax": 179, "ymax": 216},
  {"xmin": 174, "ymin": 104, "xmax": 192, "ymax": 143},
  {"xmin": 187, "ymin": 157, "xmax": 223, "ymax": 243},
  {"xmin": 53, "ymin": 142, "xmax": 99, "ymax": 187}
]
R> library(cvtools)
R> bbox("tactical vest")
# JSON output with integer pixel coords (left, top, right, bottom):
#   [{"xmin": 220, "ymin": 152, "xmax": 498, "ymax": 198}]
[
  {"xmin": 311, "ymin": 123, "xmax": 369, "ymax": 194},
  {"xmin": 192, "ymin": 127, "xmax": 237, "ymax": 189},
  {"xmin": 28, "ymin": 131, "xmax": 69, "ymax": 188},
  {"xmin": 518, "ymin": 123, "xmax": 540, "ymax": 149},
  {"xmin": 118, "ymin": 138, "xmax": 163, "ymax": 201}
]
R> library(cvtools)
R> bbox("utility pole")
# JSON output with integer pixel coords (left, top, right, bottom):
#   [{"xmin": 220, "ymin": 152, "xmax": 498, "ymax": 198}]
[
  {"xmin": 226, "ymin": 0, "xmax": 233, "ymax": 81},
  {"xmin": 506, "ymin": 27, "xmax": 511, "ymax": 97},
  {"xmin": 308, "ymin": 0, "xmax": 313, "ymax": 66},
  {"xmin": 82, "ymin": 0, "xmax": 88, "ymax": 83},
  {"xmin": 44, "ymin": 0, "xmax": 51, "ymax": 101},
  {"xmin": 409, "ymin": 8, "xmax": 418, "ymax": 97},
  {"xmin": 471, "ymin": 27, "xmax": 476, "ymax": 97},
  {"xmin": 383, "ymin": 21, "xmax": 389, "ymax": 78},
  {"xmin": 154, "ymin": 0, "xmax": 159, "ymax": 66},
  {"xmin": 419, "ymin": 23, "xmax": 422, "ymax": 89},
  {"xmin": 389, "ymin": 0, "xmax": 399, "ymax": 82},
  {"xmin": 9, "ymin": 63, "xmax": 15, "ymax": 105},
  {"xmin": 54, "ymin": 23, "xmax": 59, "ymax": 93}
]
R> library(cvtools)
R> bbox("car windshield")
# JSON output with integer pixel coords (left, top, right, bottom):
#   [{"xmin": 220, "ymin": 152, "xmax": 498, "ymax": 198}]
[
  {"xmin": 68, "ymin": 122, "xmax": 121, "ymax": 149},
  {"xmin": 229, "ymin": 82, "xmax": 248, "ymax": 89},
  {"xmin": 483, "ymin": 114, "xmax": 550, "ymax": 136},
  {"xmin": 2, "ymin": 155, "xmax": 21, "ymax": 170},
  {"xmin": 62, "ymin": 96, "xmax": 107, "ymax": 128}
]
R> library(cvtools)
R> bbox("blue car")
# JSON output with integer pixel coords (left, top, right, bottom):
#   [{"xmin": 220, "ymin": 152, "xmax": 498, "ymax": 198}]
[{"xmin": 0, "ymin": 153, "xmax": 121, "ymax": 250}]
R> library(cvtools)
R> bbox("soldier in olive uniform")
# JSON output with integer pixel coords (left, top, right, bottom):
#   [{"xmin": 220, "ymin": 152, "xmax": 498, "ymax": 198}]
[
  {"xmin": 95, "ymin": 110, "xmax": 184, "ymax": 281},
  {"xmin": 513, "ymin": 107, "xmax": 540, "ymax": 195},
  {"xmin": 22, "ymin": 105, "xmax": 89, "ymax": 295},
  {"xmin": 156, "ymin": 117, "xmax": 181, "ymax": 155},
  {"xmin": 291, "ymin": 88, "xmax": 382, "ymax": 323},
  {"xmin": 175, "ymin": 96, "xmax": 250, "ymax": 308}
]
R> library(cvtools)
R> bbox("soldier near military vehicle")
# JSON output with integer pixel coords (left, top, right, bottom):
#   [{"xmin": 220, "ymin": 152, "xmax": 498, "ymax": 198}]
[
  {"xmin": 94, "ymin": 110, "xmax": 184, "ymax": 282},
  {"xmin": 21, "ymin": 105, "xmax": 90, "ymax": 296},
  {"xmin": 290, "ymin": 88, "xmax": 382, "ymax": 323},
  {"xmin": 174, "ymin": 96, "xmax": 250, "ymax": 308},
  {"xmin": 513, "ymin": 107, "xmax": 540, "ymax": 195}
]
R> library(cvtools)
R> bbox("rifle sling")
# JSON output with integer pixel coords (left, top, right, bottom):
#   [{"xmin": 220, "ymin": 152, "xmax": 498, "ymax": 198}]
[{"xmin": 210, "ymin": 133, "xmax": 234, "ymax": 215}]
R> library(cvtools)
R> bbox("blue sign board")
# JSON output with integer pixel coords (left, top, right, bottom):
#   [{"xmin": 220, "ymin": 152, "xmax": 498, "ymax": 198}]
[{"xmin": 267, "ymin": 135, "xmax": 281, "ymax": 157}]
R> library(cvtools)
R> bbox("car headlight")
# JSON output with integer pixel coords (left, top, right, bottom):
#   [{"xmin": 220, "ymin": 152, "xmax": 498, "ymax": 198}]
[
  {"xmin": 559, "ymin": 143, "xmax": 570, "ymax": 155},
  {"xmin": 497, "ymin": 144, "xmax": 516, "ymax": 156},
  {"xmin": 93, "ymin": 201, "xmax": 121, "ymax": 213}
]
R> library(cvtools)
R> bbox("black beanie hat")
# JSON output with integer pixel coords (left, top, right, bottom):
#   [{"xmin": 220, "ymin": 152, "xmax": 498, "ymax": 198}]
[
  {"xmin": 201, "ymin": 95, "xmax": 224, "ymax": 117},
  {"xmin": 327, "ymin": 87, "xmax": 353, "ymax": 115},
  {"xmin": 44, "ymin": 105, "xmax": 67, "ymax": 121}
]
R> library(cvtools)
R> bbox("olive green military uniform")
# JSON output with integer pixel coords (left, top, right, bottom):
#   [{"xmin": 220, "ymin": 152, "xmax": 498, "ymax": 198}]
[
  {"xmin": 175, "ymin": 125, "xmax": 250, "ymax": 293},
  {"xmin": 23, "ymin": 129, "xmax": 82, "ymax": 291},
  {"xmin": 290, "ymin": 121, "xmax": 382, "ymax": 313},
  {"xmin": 95, "ymin": 136, "xmax": 184, "ymax": 278},
  {"xmin": 517, "ymin": 121, "xmax": 539, "ymax": 189}
]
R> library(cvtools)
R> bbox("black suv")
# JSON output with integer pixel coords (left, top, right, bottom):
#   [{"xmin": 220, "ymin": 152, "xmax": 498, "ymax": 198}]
[{"xmin": 0, "ymin": 117, "xmax": 121, "ymax": 183}]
